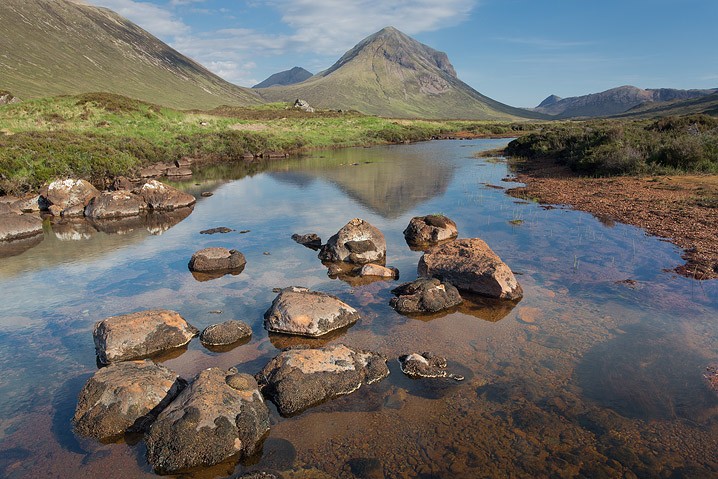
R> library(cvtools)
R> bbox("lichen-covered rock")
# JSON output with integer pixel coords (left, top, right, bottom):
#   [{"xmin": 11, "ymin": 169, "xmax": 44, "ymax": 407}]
[
  {"xmin": 188, "ymin": 247, "xmax": 246, "ymax": 273},
  {"xmin": 318, "ymin": 218, "xmax": 386, "ymax": 264},
  {"xmin": 40, "ymin": 179, "xmax": 99, "ymax": 214},
  {"xmin": 84, "ymin": 190, "xmax": 146, "ymax": 219},
  {"xmin": 418, "ymin": 238, "xmax": 523, "ymax": 300},
  {"xmin": 390, "ymin": 277, "xmax": 462, "ymax": 314},
  {"xmin": 93, "ymin": 309, "xmax": 198, "ymax": 365},
  {"xmin": 359, "ymin": 263, "xmax": 398, "ymax": 279},
  {"xmin": 73, "ymin": 360, "xmax": 185, "ymax": 440},
  {"xmin": 264, "ymin": 287, "xmax": 360, "ymax": 337},
  {"xmin": 398, "ymin": 352, "xmax": 464, "ymax": 380},
  {"xmin": 291, "ymin": 233, "xmax": 322, "ymax": 250},
  {"xmin": 403, "ymin": 214, "xmax": 458, "ymax": 246},
  {"xmin": 0, "ymin": 213, "xmax": 43, "ymax": 242},
  {"xmin": 256, "ymin": 344, "xmax": 389, "ymax": 416},
  {"xmin": 200, "ymin": 320, "xmax": 252, "ymax": 346},
  {"xmin": 134, "ymin": 179, "xmax": 196, "ymax": 211},
  {"xmin": 146, "ymin": 368, "xmax": 269, "ymax": 474}
]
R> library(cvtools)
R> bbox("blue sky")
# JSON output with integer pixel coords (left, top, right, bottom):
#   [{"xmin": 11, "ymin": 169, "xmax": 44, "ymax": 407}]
[{"xmin": 85, "ymin": 0, "xmax": 718, "ymax": 107}]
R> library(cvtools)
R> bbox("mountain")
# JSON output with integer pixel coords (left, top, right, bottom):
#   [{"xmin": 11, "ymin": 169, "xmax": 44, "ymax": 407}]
[
  {"xmin": 253, "ymin": 67, "xmax": 313, "ymax": 88},
  {"xmin": 256, "ymin": 27, "xmax": 543, "ymax": 120},
  {"xmin": 614, "ymin": 91, "xmax": 718, "ymax": 118},
  {"xmin": 0, "ymin": 0, "xmax": 261, "ymax": 109},
  {"xmin": 534, "ymin": 86, "xmax": 718, "ymax": 118}
]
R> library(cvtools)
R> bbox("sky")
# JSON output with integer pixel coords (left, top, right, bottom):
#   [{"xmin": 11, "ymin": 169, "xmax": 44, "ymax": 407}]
[{"xmin": 84, "ymin": 0, "xmax": 718, "ymax": 107}]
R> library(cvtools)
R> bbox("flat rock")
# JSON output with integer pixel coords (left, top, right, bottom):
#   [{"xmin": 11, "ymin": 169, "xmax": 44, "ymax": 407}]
[
  {"xmin": 84, "ymin": 190, "xmax": 146, "ymax": 219},
  {"xmin": 291, "ymin": 233, "xmax": 322, "ymax": 250},
  {"xmin": 0, "ymin": 213, "xmax": 43, "ymax": 242},
  {"xmin": 40, "ymin": 179, "xmax": 99, "ymax": 213},
  {"xmin": 146, "ymin": 368, "xmax": 269, "ymax": 474},
  {"xmin": 93, "ymin": 309, "xmax": 198, "ymax": 365},
  {"xmin": 11, "ymin": 195, "xmax": 41, "ymax": 213},
  {"xmin": 398, "ymin": 352, "xmax": 464, "ymax": 380},
  {"xmin": 256, "ymin": 344, "xmax": 389, "ymax": 416},
  {"xmin": 318, "ymin": 218, "xmax": 386, "ymax": 264},
  {"xmin": 403, "ymin": 214, "xmax": 458, "ymax": 246},
  {"xmin": 134, "ymin": 179, "xmax": 196, "ymax": 211},
  {"xmin": 418, "ymin": 238, "xmax": 523, "ymax": 300},
  {"xmin": 359, "ymin": 264, "xmax": 398, "ymax": 278},
  {"xmin": 73, "ymin": 359, "xmax": 185, "ymax": 440},
  {"xmin": 200, "ymin": 320, "xmax": 252, "ymax": 346},
  {"xmin": 390, "ymin": 277, "xmax": 462, "ymax": 314},
  {"xmin": 200, "ymin": 227, "xmax": 234, "ymax": 235},
  {"xmin": 264, "ymin": 287, "xmax": 360, "ymax": 338},
  {"xmin": 188, "ymin": 247, "xmax": 246, "ymax": 273}
]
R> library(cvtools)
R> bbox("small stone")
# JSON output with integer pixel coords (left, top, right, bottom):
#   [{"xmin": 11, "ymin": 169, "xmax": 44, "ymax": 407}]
[
  {"xmin": 189, "ymin": 247, "xmax": 246, "ymax": 273},
  {"xmin": 200, "ymin": 320, "xmax": 252, "ymax": 346}
]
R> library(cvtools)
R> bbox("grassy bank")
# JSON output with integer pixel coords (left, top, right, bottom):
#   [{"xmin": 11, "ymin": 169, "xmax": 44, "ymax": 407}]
[
  {"xmin": 0, "ymin": 93, "xmax": 531, "ymax": 195},
  {"xmin": 505, "ymin": 115, "xmax": 718, "ymax": 176}
]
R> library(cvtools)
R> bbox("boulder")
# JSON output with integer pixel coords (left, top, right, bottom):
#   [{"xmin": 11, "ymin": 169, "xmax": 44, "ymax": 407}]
[
  {"xmin": 256, "ymin": 344, "xmax": 389, "ymax": 416},
  {"xmin": 40, "ymin": 179, "xmax": 99, "ymax": 214},
  {"xmin": 73, "ymin": 360, "xmax": 185, "ymax": 440},
  {"xmin": 264, "ymin": 287, "xmax": 360, "ymax": 337},
  {"xmin": 165, "ymin": 166, "xmax": 192, "ymax": 177},
  {"xmin": 200, "ymin": 320, "xmax": 252, "ymax": 346},
  {"xmin": 389, "ymin": 277, "xmax": 462, "ymax": 314},
  {"xmin": 93, "ymin": 309, "xmax": 199, "ymax": 365},
  {"xmin": 293, "ymin": 99, "xmax": 315, "ymax": 113},
  {"xmin": 291, "ymin": 233, "xmax": 322, "ymax": 250},
  {"xmin": 359, "ymin": 264, "xmax": 398, "ymax": 279},
  {"xmin": 398, "ymin": 352, "xmax": 464, "ymax": 381},
  {"xmin": 134, "ymin": 179, "xmax": 196, "ymax": 211},
  {"xmin": 146, "ymin": 368, "xmax": 269, "ymax": 474},
  {"xmin": 0, "ymin": 213, "xmax": 43, "ymax": 242},
  {"xmin": 84, "ymin": 190, "xmax": 146, "ymax": 219},
  {"xmin": 0, "ymin": 201, "xmax": 21, "ymax": 215},
  {"xmin": 318, "ymin": 218, "xmax": 386, "ymax": 264},
  {"xmin": 403, "ymin": 214, "xmax": 458, "ymax": 246},
  {"xmin": 11, "ymin": 195, "xmax": 41, "ymax": 213},
  {"xmin": 188, "ymin": 247, "xmax": 246, "ymax": 273},
  {"xmin": 418, "ymin": 238, "xmax": 523, "ymax": 300}
]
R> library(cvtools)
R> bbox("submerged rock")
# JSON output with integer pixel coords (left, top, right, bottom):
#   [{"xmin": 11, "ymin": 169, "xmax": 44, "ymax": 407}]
[
  {"xmin": 403, "ymin": 214, "xmax": 458, "ymax": 247},
  {"xmin": 398, "ymin": 352, "xmax": 464, "ymax": 381},
  {"xmin": 134, "ymin": 179, "xmax": 196, "ymax": 211},
  {"xmin": 84, "ymin": 190, "xmax": 146, "ymax": 219},
  {"xmin": 200, "ymin": 226, "xmax": 234, "ymax": 234},
  {"xmin": 390, "ymin": 277, "xmax": 462, "ymax": 314},
  {"xmin": 264, "ymin": 286, "xmax": 360, "ymax": 338},
  {"xmin": 318, "ymin": 218, "xmax": 386, "ymax": 264},
  {"xmin": 188, "ymin": 247, "xmax": 246, "ymax": 274},
  {"xmin": 0, "ymin": 212, "xmax": 43, "ymax": 242},
  {"xmin": 418, "ymin": 238, "xmax": 523, "ymax": 300},
  {"xmin": 291, "ymin": 233, "xmax": 322, "ymax": 250},
  {"xmin": 359, "ymin": 264, "xmax": 398, "ymax": 279},
  {"xmin": 146, "ymin": 368, "xmax": 269, "ymax": 474},
  {"xmin": 704, "ymin": 365, "xmax": 718, "ymax": 396},
  {"xmin": 73, "ymin": 360, "xmax": 185, "ymax": 440},
  {"xmin": 93, "ymin": 309, "xmax": 198, "ymax": 365},
  {"xmin": 200, "ymin": 320, "xmax": 252, "ymax": 347},
  {"xmin": 256, "ymin": 344, "xmax": 389, "ymax": 416},
  {"xmin": 40, "ymin": 179, "xmax": 99, "ymax": 215}
]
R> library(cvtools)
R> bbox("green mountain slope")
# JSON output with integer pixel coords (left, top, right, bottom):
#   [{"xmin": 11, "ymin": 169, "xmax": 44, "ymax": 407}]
[
  {"xmin": 614, "ymin": 92, "xmax": 718, "ymax": 118},
  {"xmin": 256, "ymin": 27, "xmax": 543, "ymax": 120},
  {"xmin": 253, "ymin": 67, "xmax": 313, "ymax": 88},
  {"xmin": 0, "ymin": 0, "xmax": 261, "ymax": 109}
]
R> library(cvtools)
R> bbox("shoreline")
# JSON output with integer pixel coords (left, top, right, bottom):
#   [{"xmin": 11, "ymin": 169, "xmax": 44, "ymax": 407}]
[{"xmin": 507, "ymin": 157, "xmax": 718, "ymax": 280}]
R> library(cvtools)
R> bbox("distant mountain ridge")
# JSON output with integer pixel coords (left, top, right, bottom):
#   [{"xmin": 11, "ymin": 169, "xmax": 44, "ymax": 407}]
[
  {"xmin": 253, "ymin": 67, "xmax": 313, "ymax": 88},
  {"xmin": 0, "ymin": 0, "xmax": 260, "ymax": 109},
  {"xmin": 256, "ymin": 27, "xmax": 544, "ymax": 120},
  {"xmin": 534, "ymin": 86, "xmax": 718, "ymax": 118}
]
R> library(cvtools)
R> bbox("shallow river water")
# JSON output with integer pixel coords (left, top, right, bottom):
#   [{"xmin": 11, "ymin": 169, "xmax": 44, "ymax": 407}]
[{"xmin": 1, "ymin": 139, "xmax": 717, "ymax": 478}]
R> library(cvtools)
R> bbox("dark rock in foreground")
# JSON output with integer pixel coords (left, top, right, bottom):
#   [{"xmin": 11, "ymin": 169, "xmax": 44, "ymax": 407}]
[
  {"xmin": 93, "ymin": 309, "xmax": 198, "ymax": 365},
  {"xmin": 189, "ymin": 247, "xmax": 246, "ymax": 273},
  {"xmin": 291, "ymin": 233, "xmax": 322, "ymax": 250},
  {"xmin": 319, "ymin": 218, "xmax": 386, "ymax": 264},
  {"xmin": 256, "ymin": 344, "xmax": 389, "ymax": 416},
  {"xmin": 403, "ymin": 214, "xmax": 458, "ymax": 247},
  {"xmin": 390, "ymin": 277, "xmax": 462, "ymax": 314},
  {"xmin": 146, "ymin": 368, "xmax": 269, "ymax": 474},
  {"xmin": 264, "ymin": 286, "xmax": 360, "ymax": 337},
  {"xmin": 200, "ymin": 320, "xmax": 252, "ymax": 346},
  {"xmin": 73, "ymin": 359, "xmax": 185, "ymax": 440},
  {"xmin": 398, "ymin": 352, "xmax": 464, "ymax": 381},
  {"xmin": 418, "ymin": 238, "xmax": 523, "ymax": 300}
]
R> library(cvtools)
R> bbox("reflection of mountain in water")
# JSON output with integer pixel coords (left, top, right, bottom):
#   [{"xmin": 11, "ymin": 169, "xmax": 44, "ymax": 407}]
[{"xmin": 269, "ymin": 147, "xmax": 456, "ymax": 218}]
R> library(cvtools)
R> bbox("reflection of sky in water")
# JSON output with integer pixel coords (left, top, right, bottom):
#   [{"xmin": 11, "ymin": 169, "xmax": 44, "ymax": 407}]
[{"xmin": 1, "ymin": 140, "xmax": 717, "ymax": 477}]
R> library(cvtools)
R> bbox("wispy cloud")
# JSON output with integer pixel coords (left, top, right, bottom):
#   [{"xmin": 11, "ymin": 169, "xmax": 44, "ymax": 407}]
[
  {"xmin": 496, "ymin": 36, "xmax": 593, "ymax": 50},
  {"xmin": 89, "ymin": 0, "xmax": 190, "ymax": 36}
]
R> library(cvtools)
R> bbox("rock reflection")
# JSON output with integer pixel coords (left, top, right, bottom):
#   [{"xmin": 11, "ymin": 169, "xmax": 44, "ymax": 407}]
[
  {"xmin": 267, "ymin": 325, "xmax": 353, "ymax": 350},
  {"xmin": 51, "ymin": 219, "xmax": 97, "ymax": 241},
  {"xmin": 0, "ymin": 234, "xmax": 44, "ymax": 258},
  {"xmin": 400, "ymin": 294, "xmax": 520, "ymax": 323}
]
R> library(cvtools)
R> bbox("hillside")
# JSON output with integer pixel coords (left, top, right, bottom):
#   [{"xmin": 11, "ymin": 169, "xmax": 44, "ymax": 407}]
[
  {"xmin": 0, "ymin": 0, "xmax": 261, "ymax": 109},
  {"xmin": 614, "ymin": 92, "xmax": 718, "ymax": 118},
  {"xmin": 253, "ymin": 67, "xmax": 313, "ymax": 88},
  {"xmin": 256, "ymin": 27, "xmax": 543, "ymax": 120},
  {"xmin": 534, "ymin": 86, "xmax": 717, "ymax": 118}
]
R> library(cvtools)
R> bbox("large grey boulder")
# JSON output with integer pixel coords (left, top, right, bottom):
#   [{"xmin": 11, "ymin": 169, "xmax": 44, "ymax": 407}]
[
  {"xmin": 0, "ymin": 213, "xmax": 43, "ymax": 242},
  {"xmin": 188, "ymin": 247, "xmax": 246, "ymax": 273},
  {"xmin": 418, "ymin": 238, "xmax": 523, "ymax": 300},
  {"xmin": 93, "ymin": 309, "xmax": 198, "ymax": 365},
  {"xmin": 73, "ymin": 360, "xmax": 185, "ymax": 440},
  {"xmin": 256, "ymin": 344, "xmax": 389, "ymax": 416},
  {"xmin": 403, "ymin": 214, "xmax": 458, "ymax": 247},
  {"xmin": 264, "ymin": 287, "xmax": 360, "ymax": 337},
  {"xmin": 134, "ymin": 179, "xmax": 196, "ymax": 211},
  {"xmin": 40, "ymin": 179, "xmax": 99, "ymax": 216},
  {"xmin": 389, "ymin": 277, "xmax": 462, "ymax": 314},
  {"xmin": 84, "ymin": 190, "xmax": 146, "ymax": 219},
  {"xmin": 146, "ymin": 368, "xmax": 269, "ymax": 474},
  {"xmin": 318, "ymin": 218, "xmax": 386, "ymax": 264}
]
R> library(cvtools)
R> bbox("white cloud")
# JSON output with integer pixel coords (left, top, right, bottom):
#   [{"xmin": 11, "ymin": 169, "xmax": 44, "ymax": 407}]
[{"xmin": 90, "ymin": 0, "xmax": 190, "ymax": 36}]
